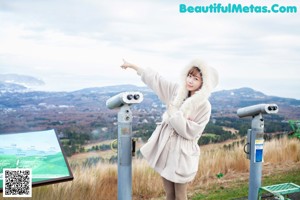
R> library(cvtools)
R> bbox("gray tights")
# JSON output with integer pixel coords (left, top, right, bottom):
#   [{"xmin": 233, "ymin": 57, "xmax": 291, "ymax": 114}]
[{"xmin": 162, "ymin": 177, "xmax": 188, "ymax": 200}]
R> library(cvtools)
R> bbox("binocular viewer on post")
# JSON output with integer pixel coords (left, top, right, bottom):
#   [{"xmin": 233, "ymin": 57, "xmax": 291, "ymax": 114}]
[
  {"xmin": 105, "ymin": 91, "xmax": 144, "ymax": 200},
  {"xmin": 237, "ymin": 103, "xmax": 278, "ymax": 118},
  {"xmin": 237, "ymin": 103, "xmax": 279, "ymax": 200},
  {"xmin": 106, "ymin": 92, "xmax": 143, "ymax": 110}
]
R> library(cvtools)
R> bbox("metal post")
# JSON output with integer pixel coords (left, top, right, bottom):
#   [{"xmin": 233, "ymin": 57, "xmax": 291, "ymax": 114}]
[
  {"xmin": 117, "ymin": 104, "xmax": 132, "ymax": 200},
  {"xmin": 106, "ymin": 91, "xmax": 143, "ymax": 200},
  {"xmin": 248, "ymin": 113, "xmax": 264, "ymax": 200},
  {"xmin": 237, "ymin": 104, "xmax": 278, "ymax": 200}
]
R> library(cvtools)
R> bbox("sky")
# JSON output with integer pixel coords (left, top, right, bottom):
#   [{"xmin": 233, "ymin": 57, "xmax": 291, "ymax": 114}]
[
  {"xmin": 0, "ymin": 0, "xmax": 300, "ymax": 99},
  {"xmin": 0, "ymin": 130, "xmax": 60, "ymax": 152}
]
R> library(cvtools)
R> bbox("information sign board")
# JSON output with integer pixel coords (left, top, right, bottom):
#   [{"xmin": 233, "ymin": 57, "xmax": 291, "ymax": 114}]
[{"xmin": 0, "ymin": 129, "xmax": 73, "ymax": 192}]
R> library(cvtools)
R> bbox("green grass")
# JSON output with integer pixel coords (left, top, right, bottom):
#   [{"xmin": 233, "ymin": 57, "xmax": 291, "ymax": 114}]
[
  {"xmin": 192, "ymin": 168, "xmax": 300, "ymax": 200},
  {"xmin": 203, "ymin": 133, "xmax": 218, "ymax": 138}
]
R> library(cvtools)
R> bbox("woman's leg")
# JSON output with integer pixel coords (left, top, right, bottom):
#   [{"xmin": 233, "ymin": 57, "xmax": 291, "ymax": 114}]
[
  {"xmin": 162, "ymin": 177, "xmax": 175, "ymax": 200},
  {"xmin": 174, "ymin": 182, "xmax": 188, "ymax": 200}
]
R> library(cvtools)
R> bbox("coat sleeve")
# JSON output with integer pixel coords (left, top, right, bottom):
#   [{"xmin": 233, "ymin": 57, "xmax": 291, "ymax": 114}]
[
  {"xmin": 139, "ymin": 68, "xmax": 177, "ymax": 104},
  {"xmin": 168, "ymin": 102, "xmax": 211, "ymax": 140}
]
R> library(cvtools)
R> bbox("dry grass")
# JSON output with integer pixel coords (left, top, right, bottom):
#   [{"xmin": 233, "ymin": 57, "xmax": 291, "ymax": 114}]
[
  {"xmin": 264, "ymin": 137, "xmax": 300, "ymax": 163},
  {"xmin": 27, "ymin": 164, "xmax": 118, "ymax": 200},
  {"xmin": 3, "ymin": 137, "xmax": 298, "ymax": 200},
  {"xmin": 132, "ymin": 160, "xmax": 164, "ymax": 199}
]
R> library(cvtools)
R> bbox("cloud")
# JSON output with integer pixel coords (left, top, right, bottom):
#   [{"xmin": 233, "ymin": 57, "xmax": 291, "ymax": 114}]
[{"xmin": 0, "ymin": 0, "xmax": 299, "ymax": 98}]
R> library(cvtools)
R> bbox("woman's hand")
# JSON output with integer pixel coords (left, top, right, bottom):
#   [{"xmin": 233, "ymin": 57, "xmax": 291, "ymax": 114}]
[
  {"xmin": 121, "ymin": 59, "xmax": 139, "ymax": 71},
  {"xmin": 167, "ymin": 104, "xmax": 179, "ymax": 117}
]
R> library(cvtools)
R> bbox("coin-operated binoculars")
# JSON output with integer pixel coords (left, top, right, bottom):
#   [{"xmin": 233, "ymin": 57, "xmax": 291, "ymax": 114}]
[
  {"xmin": 106, "ymin": 92, "xmax": 143, "ymax": 200},
  {"xmin": 237, "ymin": 104, "xmax": 278, "ymax": 200}
]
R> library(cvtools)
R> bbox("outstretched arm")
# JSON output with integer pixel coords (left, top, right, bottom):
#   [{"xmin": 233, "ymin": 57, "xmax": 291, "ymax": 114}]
[{"xmin": 120, "ymin": 59, "xmax": 177, "ymax": 105}]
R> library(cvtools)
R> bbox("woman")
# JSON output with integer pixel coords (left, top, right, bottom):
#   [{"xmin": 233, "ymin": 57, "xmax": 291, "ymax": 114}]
[{"xmin": 121, "ymin": 59, "xmax": 219, "ymax": 200}]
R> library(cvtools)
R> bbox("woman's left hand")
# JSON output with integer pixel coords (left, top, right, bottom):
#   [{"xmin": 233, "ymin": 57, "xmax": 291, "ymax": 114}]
[{"xmin": 167, "ymin": 104, "xmax": 179, "ymax": 117}]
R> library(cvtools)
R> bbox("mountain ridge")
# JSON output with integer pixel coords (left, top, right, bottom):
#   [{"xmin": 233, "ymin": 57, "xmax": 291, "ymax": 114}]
[
  {"xmin": 1, "ymin": 83, "xmax": 299, "ymax": 135},
  {"xmin": 0, "ymin": 83, "xmax": 299, "ymax": 114},
  {"xmin": 0, "ymin": 74, "xmax": 45, "ymax": 88}
]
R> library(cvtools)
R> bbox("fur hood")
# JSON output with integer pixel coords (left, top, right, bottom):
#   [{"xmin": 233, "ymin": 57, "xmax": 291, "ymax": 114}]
[{"xmin": 167, "ymin": 59, "xmax": 219, "ymax": 119}]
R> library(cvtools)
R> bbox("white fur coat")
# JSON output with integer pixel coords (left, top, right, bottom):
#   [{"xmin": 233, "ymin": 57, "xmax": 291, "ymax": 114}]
[{"xmin": 138, "ymin": 59, "xmax": 219, "ymax": 183}]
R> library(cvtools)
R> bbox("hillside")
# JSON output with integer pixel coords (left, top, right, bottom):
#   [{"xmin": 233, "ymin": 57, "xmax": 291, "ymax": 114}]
[
  {"xmin": 1, "ymin": 84, "xmax": 299, "ymax": 136},
  {"xmin": 211, "ymin": 87, "xmax": 300, "ymax": 118},
  {"xmin": 16, "ymin": 137, "xmax": 300, "ymax": 200}
]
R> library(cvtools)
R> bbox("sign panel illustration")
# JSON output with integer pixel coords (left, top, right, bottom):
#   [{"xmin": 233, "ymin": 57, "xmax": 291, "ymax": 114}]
[{"xmin": 0, "ymin": 129, "xmax": 73, "ymax": 191}]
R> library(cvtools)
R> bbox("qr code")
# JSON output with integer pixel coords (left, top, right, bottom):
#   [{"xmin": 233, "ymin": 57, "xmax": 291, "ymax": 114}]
[{"xmin": 3, "ymin": 169, "xmax": 32, "ymax": 197}]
